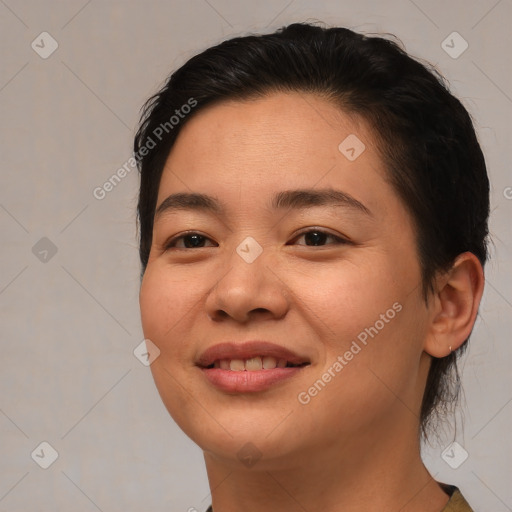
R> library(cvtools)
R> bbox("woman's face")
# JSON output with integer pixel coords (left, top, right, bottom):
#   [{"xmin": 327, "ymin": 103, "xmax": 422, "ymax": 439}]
[{"xmin": 139, "ymin": 92, "xmax": 433, "ymax": 467}]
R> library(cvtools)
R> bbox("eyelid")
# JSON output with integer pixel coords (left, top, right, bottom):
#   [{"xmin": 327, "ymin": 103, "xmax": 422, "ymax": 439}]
[
  {"xmin": 288, "ymin": 227, "xmax": 351, "ymax": 245},
  {"xmin": 163, "ymin": 231, "xmax": 217, "ymax": 250},
  {"xmin": 163, "ymin": 227, "xmax": 350, "ymax": 250}
]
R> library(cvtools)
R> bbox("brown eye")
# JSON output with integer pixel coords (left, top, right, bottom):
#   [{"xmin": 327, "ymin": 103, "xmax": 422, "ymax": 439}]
[
  {"xmin": 292, "ymin": 229, "xmax": 348, "ymax": 246},
  {"xmin": 303, "ymin": 231, "xmax": 328, "ymax": 246},
  {"xmin": 165, "ymin": 232, "xmax": 217, "ymax": 249}
]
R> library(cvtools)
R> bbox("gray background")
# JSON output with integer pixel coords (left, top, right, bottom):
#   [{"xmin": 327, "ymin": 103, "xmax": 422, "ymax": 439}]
[{"xmin": 0, "ymin": 0, "xmax": 510, "ymax": 510}]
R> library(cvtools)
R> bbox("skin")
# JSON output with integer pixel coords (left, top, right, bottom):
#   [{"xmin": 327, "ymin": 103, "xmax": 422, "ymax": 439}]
[{"xmin": 139, "ymin": 92, "xmax": 484, "ymax": 511}]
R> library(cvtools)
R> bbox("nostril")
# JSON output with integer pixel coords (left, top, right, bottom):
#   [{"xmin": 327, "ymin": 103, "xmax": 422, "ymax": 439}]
[{"xmin": 252, "ymin": 308, "xmax": 270, "ymax": 314}]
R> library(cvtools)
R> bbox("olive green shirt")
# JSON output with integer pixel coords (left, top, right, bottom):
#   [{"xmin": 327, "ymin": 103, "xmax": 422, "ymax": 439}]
[
  {"xmin": 205, "ymin": 483, "xmax": 473, "ymax": 511},
  {"xmin": 440, "ymin": 484, "xmax": 474, "ymax": 511}
]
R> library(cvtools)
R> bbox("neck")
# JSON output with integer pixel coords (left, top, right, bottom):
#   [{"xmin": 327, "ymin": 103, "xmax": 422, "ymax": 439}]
[{"xmin": 203, "ymin": 418, "xmax": 449, "ymax": 512}]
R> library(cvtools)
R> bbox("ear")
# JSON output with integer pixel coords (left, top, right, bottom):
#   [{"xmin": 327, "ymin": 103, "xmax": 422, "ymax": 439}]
[{"xmin": 424, "ymin": 252, "xmax": 485, "ymax": 358}]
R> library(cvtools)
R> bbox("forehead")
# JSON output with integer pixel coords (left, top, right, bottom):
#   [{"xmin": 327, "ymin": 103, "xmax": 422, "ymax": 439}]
[
  {"xmin": 157, "ymin": 92, "xmax": 386, "ymax": 204},
  {"xmin": 172, "ymin": 92, "xmax": 372, "ymax": 161}
]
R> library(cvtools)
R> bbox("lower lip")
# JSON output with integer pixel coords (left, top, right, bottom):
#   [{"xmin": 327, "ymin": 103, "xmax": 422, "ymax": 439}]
[{"xmin": 200, "ymin": 367, "xmax": 305, "ymax": 393}]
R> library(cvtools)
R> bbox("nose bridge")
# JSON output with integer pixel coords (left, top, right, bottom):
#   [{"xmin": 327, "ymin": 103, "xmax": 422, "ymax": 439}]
[
  {"xmin": 205, "ymin": 239, "xmax": 288, "ymax": 322},
  {"xmin": 225, "ymin": 233, "xmax": 270, "ymax": 283}
]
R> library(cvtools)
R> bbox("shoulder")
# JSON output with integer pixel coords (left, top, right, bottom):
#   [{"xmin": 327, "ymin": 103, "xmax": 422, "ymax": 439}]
[
  {"xmin": 205, "ymin": 485, "xmax": 474, "ymax": 512},
  {"xmin": 439, "ymin": 483, "xmax": 474, "ymax": 512}
]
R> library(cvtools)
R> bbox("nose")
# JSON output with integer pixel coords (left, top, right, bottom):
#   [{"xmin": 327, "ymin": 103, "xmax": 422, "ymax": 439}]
[{"xmin": 204, "ymin": 248, "xmax": 290, "ymax": 324}]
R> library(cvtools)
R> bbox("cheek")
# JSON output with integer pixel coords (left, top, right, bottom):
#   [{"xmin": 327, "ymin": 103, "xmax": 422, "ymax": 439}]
[
  {"xmin": 294, "ymin": 257, "xmax": 404, "ymax": 346},
  {"xmin": 139, "ymin": 262, "xmax": 202, "ymax": 333},
  {"xmin": 139, "ymin": 264, "xmax": 205, "ymax": 434},
  {"xmin": 139, "ymin": 264, "xmax": 196, "ymax": 360},
  {"xmin": 140, "ymin": 268, "xmax": 172, "ymax": 339},
  {"xmin": 291, "ymin": 259, "xmax": 424, "ymax": 415}
]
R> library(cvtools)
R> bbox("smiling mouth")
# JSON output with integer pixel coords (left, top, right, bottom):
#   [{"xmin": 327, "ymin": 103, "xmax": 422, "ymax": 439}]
[
  {"xmin": 197, "ymin": 341, "xmax": 311, "ymax": 392},
  {"xmin": 205, "ymin": 356, "xmax": 310, "ymax": 371}
]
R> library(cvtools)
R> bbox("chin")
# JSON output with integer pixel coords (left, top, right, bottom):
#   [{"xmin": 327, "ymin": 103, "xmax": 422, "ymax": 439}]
[{"xmin": 171, "ymin": 407, "xmax": 290, "ymax": 455}]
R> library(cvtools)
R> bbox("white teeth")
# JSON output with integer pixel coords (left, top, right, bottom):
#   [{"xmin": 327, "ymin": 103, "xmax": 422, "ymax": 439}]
[
  {"xmin": 229, "ymin": 359, "xmax": 245, "ymax": 371},
  {"xmin": 215, "ymin": 356, "xmax": 295, "ymax": 371},
  {"xmin": 262, "ymin": 356, "xmax": 277, "ymax": 369},
  {"xmin": 245, "ymin": 356, "xmax": 263, "ymax": 371}
]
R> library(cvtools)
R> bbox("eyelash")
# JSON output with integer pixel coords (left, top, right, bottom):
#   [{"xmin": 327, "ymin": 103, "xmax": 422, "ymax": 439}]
[{"xmin": 163, "ymin": 228, "xmax": 349, "ymax": 250}]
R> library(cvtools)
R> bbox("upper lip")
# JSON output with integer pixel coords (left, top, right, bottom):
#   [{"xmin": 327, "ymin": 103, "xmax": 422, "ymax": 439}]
[{"xmin": 196, "ymin": 341, "xmax": 310, "ymax": 368}]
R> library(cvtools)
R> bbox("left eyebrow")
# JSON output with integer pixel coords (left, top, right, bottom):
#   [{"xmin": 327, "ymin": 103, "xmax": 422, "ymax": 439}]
[{"xmin": 270, "ymin": 188, "xmax": 372, "ymax": 216}]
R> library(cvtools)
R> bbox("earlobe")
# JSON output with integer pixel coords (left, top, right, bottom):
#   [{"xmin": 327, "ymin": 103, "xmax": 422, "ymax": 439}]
[{"xmin": 424, "ymin": 252, "xmax": 485, "ymax": 358}]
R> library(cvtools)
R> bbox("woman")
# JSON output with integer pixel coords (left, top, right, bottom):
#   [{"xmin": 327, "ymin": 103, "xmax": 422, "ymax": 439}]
[{"xmin": 135, "ymin": 22, "xmax": 489, "ymax": 511}]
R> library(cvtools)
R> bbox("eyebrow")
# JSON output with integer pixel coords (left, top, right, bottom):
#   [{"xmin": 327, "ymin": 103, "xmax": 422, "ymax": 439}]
[
  {"xmin": 155, "ymin": 192, "xmax": 223, "ymax": 219},
  {"xmin": 271, "ymin": 189, "xmax": 371, "ymax": 215},
  {"xmin": 154, "ymin": 188, "xmax": 372, "ymax": 219}
]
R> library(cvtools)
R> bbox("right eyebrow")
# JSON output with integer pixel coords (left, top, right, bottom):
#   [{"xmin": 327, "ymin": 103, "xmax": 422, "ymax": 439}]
[{"xmin": 154, "ymin": 193, "xmax": 224, "ymax": 220}]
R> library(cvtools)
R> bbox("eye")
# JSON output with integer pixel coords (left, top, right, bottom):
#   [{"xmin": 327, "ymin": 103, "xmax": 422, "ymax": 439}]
[
  {"xmin": 164, "ymin": 232, "xmax": 217, "ymax": 249},
  {"xmin": 289, "ymin": 229, "xmax": 349, "ymax": 247}
]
